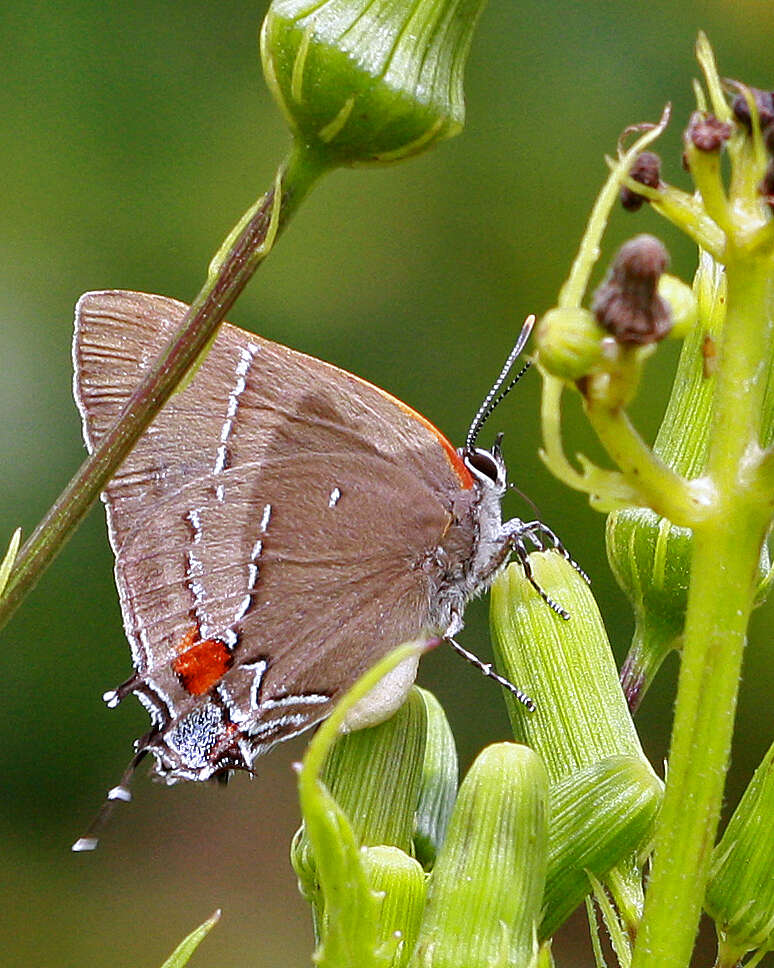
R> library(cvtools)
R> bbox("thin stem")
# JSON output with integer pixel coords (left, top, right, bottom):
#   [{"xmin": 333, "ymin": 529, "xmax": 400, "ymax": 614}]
[
  {"xmin": 558, "ymin": 106, "xmax": 670, "ymax": 310},
  {"xmin": 583, "ymin": 402, "xmax": 714, "ymax": 527},
  {"xmin": 0, "ymin": 145, "xmax": 327, "ymax": 632},
  {"xmin": 631, "ymin": 255, "xmax": 774, "ymax": 968}
]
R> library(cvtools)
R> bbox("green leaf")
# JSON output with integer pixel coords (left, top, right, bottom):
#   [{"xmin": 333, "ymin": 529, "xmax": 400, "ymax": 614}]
[{"xmin": 159, "ymin": 910, "xmax": 220, "ymax": 968}]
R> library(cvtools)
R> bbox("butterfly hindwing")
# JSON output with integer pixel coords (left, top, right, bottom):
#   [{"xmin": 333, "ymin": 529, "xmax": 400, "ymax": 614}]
[{"xmin": 74, "ymin": 291, "xmax": 475, "ymax": 779}]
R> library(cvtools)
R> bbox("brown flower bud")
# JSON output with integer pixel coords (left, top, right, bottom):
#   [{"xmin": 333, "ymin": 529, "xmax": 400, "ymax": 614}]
[
  {"xmin": 592, "ymin": 235, "xmax": 672, "ymax": 345},
  {"xmin": 620, "ymin": 151, "xmax": 661, "ymax": 211},
  {"xmin": 686, "ymin": 112, "xmax": 732, "ymax": 153},
  {"xmin": 760, "ymin": 160, "xmax": 774, "ymax": 212},
  {"xmin": 731, "ymin": 86, "xmax": 774, "ymax": 132}
]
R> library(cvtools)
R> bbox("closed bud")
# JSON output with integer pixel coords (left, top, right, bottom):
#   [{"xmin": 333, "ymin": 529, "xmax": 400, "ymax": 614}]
[
  {"xmin": 592, "ymin": 235, "xmax": 672, "ymax": 345},
  {"xmin": 490, "ymin": 553, "xmax": 647, "ymax": 783},
  {"xmin": 731, "ymin": 85, "xmax": 774, "ymax": 132},
  {"xmin": 261, "ymin": 0, "xmax": 486, "ymax": 166},
  {"xmin": 606, "ymin": 508, "xmax": 691, "ymax": 711},
  {"xmin": 541, "ymin": 755, "xmax": 663, "ymax": 939},
  {"xmin": 685, "ymin": 112, "xmax": 733, "ymax": 154},
  {"xmin": 705, "ymin": 740, "xmax": 774, "ymax": 964},
  {"xmin": 536, "ymin": 307, "xmax": 605, "ymax": 383},
  {"xmin": 362, "ymin": 846, "xmax": 427, "ymax": 968},
  {"xmin": 292, "ymin": 685, "xmax": 428, "ymax": 922},
  {"xmin": 490, "ymin": 553, "xmax": 659, "ymax": 930},
  {"xmin": 412, "ymin": 688, "xmax": 458, "ymax": 870},
  {"xmin": 620, "ymin": 151, "xmax": 662, "ymax": 211},
  {"xmin": 316, "ymin": 686, "xmax": 427, "ymax": 851},
  {"xmin": 410, "ymin": 743, "xmax": 548, "ymax": 968}
]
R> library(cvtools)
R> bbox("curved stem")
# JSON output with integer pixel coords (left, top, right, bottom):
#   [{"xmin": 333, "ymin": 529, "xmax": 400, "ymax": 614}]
[
  {"xmin": 583, "ymin": 402, "xmax": 714, "ymax": 527},
  {"xmin": 0, "ymin": 145, "xmax": 327, "ymax": 632}
]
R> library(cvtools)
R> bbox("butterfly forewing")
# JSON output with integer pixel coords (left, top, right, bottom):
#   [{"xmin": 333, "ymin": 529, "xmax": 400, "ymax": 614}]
[{"xmin": 73, "ymin": 291, "xmax": 476, "ymax": 779}]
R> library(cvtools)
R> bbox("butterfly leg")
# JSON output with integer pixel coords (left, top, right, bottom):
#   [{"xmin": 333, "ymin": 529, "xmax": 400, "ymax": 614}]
[
  {"xmin": 519, "ymin": 520, "xmax": 590, "ymax": 585},
  {"xmin": 445, "ymin": 635, "xmax": 535, "ymax": 712},
  {"xmin": 509, "ymin": 533, "xmax": 572, "ymax": 621}
]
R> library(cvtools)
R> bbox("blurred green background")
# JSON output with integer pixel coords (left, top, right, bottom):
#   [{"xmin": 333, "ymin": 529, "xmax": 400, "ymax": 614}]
[{"xmin": 1, "ymin": 1, "xmax": 773, "ymax": 965}]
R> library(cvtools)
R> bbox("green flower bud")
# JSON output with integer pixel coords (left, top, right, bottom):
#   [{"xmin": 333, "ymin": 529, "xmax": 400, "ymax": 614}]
[
  {"xmin": 536, "ymin": 307, "xmax": 605, "ymax": 382},
  {"xmin": 324, "ymin": 684, "xmax": 428, "ymax": 849},
  {"xmin": 607, "ymin": 508, "xmax": 692, "ymax": 711},
  {"xmin": 412, "ymin": 688, "xmax": 458, "ymax": 871},
  {"xmin": 362, "ymin": 846, "xmax": 428, "ymax": 968},
  {"xmin": 705, "ymin": 740, "xmax": 774, "ymax": 964},
  {"xmin": 261, "ymin": 0, "xmax": 486, "ymax": 166},
  {"xmin": 658, "ymin": 273, "xmax": 698, "ymax": 338},
  {"xmin": 490, "ymin": 553, "xmax": 660, "ymax": 933},
  {"xmin": 490, "ymin": 553, "xmax": 647, "ymax": 783},
  {"xmin": 541, "ymin": 755, "xmax": 663, "ymax": 939},
  {"xmin": 292, "ymin": 685, "xmax": 428, "ymax": 926},
  {"xmin": 410, "ymin": 743, "xmax": 548, "ymax": 968}
]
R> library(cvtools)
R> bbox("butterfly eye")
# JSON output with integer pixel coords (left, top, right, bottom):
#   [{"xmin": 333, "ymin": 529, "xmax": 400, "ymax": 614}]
[{"xmin": 464, "ymin": 448, "xmax": 503, "ymax": 486}]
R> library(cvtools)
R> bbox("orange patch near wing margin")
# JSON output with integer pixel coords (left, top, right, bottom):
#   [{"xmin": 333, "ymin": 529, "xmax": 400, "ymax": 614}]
[{"xmin": 172, "ymin": 626, "xmax": 233, "ymax": 695}]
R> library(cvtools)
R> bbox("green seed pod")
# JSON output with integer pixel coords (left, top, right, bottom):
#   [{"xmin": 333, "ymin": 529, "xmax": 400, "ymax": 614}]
[
  {"xmin": 658, "ymin": 273, "xmax": 698, "ymax": 338},
  {"xmin": 705, "ymin": 740, "xmax": 774, "ymax": 964},
  {"xmin": 541, "ymin": 754, "xmax": 663, "ymax": 939},
  {"xmin": 490, "ymin": 553, "xmax": 647, "ymax": 783},
  {"xmin": 410, "ymin": 743, "xmax": 548, "ymax": 968},
  {"xmin": 412, "ymin": 688, "xmax": 458, "ymax": 871},
  {"xmin": 261, "ymin": 0, "xmax": 487, "ymax": 166},
  {"xmin": 362, "ymin": 846, "xmax": 428, "ymax": 968},
  {"xmin": 536, "ymin": 307, "xmax": 606, "ymax": 383}
]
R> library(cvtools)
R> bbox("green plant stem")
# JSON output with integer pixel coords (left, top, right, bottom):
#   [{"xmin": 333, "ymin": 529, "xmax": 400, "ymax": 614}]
[
  {"xmin": 0, "ymin": 145, "xmax": 326, "ymax": 632},
  {"xmin": 582, "ymin": 403, "xmax": 711, "ymax": 527},
  {"xmin": 632, "ymin": 255, "xmax": 774, "ymax": 968}
]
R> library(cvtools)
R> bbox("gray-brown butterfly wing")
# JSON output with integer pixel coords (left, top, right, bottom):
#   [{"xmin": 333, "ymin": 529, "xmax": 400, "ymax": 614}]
[{"xmin": 74, "ymin": 291, "xmax": 477, "ymax": 780}]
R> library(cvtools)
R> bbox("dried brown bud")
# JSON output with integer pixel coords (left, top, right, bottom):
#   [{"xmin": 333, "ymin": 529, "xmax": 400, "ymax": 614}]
[
  {"xmin": 620, "ymin": 151, "xmax": 661, "ymax": 211},
  {"xmin": 731, "ymin": 86, "xmax": 774, "ymax": 132},
  {"xmin": 592, "ymin": 235, "xmax": 672, "ymax": 345},
  {"xmin": 760, "ymin": 160, "xmax": 774, "ymax": 211},
  {"xmin": 686, "ymin": 112, "xmax": 733, "ymax": 153}
]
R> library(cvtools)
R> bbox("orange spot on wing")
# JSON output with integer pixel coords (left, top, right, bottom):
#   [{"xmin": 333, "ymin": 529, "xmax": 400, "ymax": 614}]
[{"xmin": 172, "ymin": 627, "xmax": 233, "ymax": 695}]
